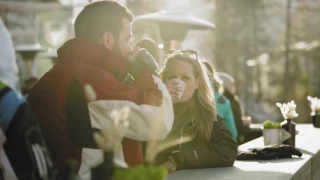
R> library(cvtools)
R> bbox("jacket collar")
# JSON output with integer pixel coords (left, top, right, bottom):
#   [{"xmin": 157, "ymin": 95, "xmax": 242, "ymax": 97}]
[{"xmin": 57, "ymin": 38, "xmax": 131, "ymax": 81}]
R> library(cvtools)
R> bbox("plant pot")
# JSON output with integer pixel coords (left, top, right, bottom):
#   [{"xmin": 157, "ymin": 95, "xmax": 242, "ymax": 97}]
[
  {"xmin": 91, "ymin": 152, "xmax": 114, "ymax": 180},
  {"xmin": 262, "ymin": 128, "xmax": 281, "ymax": 146},
  {"xmin": 311, "ymin": 113, "xmax": 320, "ymax": 128},
  {"xmin": 262, "ymin": 128, "xmax": 291, "ymax": 146}
]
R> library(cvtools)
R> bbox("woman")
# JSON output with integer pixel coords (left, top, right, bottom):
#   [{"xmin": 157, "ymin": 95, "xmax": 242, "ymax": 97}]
[
  {"xmin": 202, "ymin": 61, "xmax": 238, "ymax": 142},
  {"xmin": 156, "ymin": 50, "xmax": 237, "ymax": 173}
]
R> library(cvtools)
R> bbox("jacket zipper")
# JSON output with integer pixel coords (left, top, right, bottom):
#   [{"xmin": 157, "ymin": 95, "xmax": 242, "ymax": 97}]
[{"xmin": 179, "ymin": 117, "xmax": 195, "ymax": 148}]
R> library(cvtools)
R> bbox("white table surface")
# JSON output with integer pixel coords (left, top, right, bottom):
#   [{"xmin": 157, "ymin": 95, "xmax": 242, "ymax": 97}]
[{"xmin": 167, "ymin": 124, "xmax": 320, "ymax": 180}]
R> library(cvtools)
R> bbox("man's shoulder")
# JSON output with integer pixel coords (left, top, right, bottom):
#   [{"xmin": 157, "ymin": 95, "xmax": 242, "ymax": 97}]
[{"xmin": 34, "ymin": 63, "xmax": 113, "ymax": 87}]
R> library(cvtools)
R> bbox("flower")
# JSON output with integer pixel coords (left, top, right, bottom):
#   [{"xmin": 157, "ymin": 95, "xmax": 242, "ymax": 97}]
[
  {"xmin": 84, "ymin": 83, "xmax": 131, "ymax": 153},
  {"xmin": 276, "ymin": 100, "xmax": 299, "ymax": 119},
  {"xmin": 93, "ymin": 106, "xmax": 130, "ymax": 152},
  {"xmin": 307, "ymin": 96, "xmax": 320, "ymax": 114}
]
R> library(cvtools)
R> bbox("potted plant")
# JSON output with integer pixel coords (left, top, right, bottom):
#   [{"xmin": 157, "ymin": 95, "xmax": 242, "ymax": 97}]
[
  {"xmin": 262, "ymin": 120, "xmax": 282, "ymax": 146},
  {"xmin": 307, "ymin": 96, "xmax": 320, "ymax": 128},
  {"xmin": 276, "ymin": 101, "xmax": 298, "ymax": 147}
]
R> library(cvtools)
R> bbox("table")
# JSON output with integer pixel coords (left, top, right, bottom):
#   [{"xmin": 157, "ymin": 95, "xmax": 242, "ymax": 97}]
[{"xmin": 167, "ymin": 124, "xmax": 320, "ymax": 180}]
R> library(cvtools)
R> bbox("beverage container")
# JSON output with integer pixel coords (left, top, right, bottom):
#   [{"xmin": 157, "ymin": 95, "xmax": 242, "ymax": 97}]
[{"xmin": 167, "ymin": 78, "xmax": 186, "ymax": 103}]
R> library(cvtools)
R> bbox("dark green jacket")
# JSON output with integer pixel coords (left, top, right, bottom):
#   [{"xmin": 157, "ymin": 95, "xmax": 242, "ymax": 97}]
[{"xmin": 156, "ymin": 117, "xmax": 238, "ymax": 170}]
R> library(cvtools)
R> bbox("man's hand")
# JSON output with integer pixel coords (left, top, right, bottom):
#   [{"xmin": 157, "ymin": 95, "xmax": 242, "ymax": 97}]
[
  {"xmin": 126, "ymin": 48, "xmax": 158, "ymax": 78},
  {"xmin": 128, "ymin": 47, "xmax": 141, "ymax": 62}
]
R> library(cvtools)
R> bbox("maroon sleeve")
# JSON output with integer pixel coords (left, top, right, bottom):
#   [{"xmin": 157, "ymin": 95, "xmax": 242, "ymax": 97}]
[{"xmin": 77, "ymin": 65, "xmax": 163, "ymax": 106}]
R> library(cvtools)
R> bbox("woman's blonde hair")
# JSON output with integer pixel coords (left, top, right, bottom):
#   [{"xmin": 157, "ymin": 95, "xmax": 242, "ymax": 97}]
[
  {"xmin": 159, "ymin": 54, "xmax": 217, "ymax": 144},
  {"xmin": 202, "ymin": 61, "xmax": 224, "ymax": 94}
]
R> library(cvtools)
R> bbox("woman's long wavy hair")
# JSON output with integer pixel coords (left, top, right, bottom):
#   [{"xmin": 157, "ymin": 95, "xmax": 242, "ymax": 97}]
[
  {"xmin": 202, "ymin": 61, "xmax": 224, "ymax": 94},
  {"xmin": 159, "ymin": 54, "xmax": 217, "ymax": 144}
]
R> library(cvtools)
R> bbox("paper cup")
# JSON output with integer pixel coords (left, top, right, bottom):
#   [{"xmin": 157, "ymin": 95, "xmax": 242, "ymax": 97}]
[{"xmin": 167, "ymin": 78, "xmax": 186, "ymax": 103}]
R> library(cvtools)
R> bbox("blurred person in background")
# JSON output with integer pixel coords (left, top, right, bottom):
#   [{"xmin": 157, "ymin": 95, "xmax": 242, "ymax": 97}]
[
  {"xmin": 22, "ymin": 77, "xmax": 38, "ymax": 97},
  {"xmin": 135, "ymin": 38, "xmax": 162, "ymax": 68},
  {"xmin": 0, "ymin": 18, "xmax": 20, "ymax": 91},
  {"xmin": 28, "ymin": 1, "xmax": 173, "ymax": 179},
  {"xmin": 157, "ymin": 50, "xmax": 237, "ymax": 173},
  {"xmin": 0, "ymin": 81, "xmax": 25, "ymax": 133},
  {"xmin": 0, "ymin": 20, "xmax": 57, "ymax": 179},
  {"xmin": 1, "ymin": 80, "xmax": 58, "ymax": 180},
  {"xmin": 218, "ymin": 72, "xmax": 251, "ymax": 144},
  {"xmin": 202, "ymin": 61, "xmax": 238, "ymax": 142}
]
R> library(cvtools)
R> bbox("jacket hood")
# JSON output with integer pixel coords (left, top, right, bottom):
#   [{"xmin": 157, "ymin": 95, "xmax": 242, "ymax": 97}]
[{"xmin": 57, "ymin": 38, "xmax": 131, "ymax": 80}]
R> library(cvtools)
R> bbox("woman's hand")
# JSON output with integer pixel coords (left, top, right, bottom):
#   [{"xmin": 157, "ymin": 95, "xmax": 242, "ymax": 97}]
[
  {"xmin": 166, "ymin": 79, "xmax": 185, "ymax": 103},
  {"xmin": 166, "ymin": 81, "xmax": 182, "ymax": 97},
  {"xmin": 162, "ymin": 160, "xmax": 177, "ymax": 173}
]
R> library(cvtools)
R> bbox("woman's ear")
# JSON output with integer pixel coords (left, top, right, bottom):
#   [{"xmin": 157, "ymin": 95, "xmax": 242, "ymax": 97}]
[
  {"xmin": 196, "ymin": 77, "xmax": 200, "ymax": 89},
  {"xmin": 101, "ymin": 31, "xmax": 115, "ymax": 51}
]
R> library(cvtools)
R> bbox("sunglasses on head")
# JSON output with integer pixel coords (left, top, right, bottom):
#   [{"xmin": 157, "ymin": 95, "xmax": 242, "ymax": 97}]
[{"xmin": 165, "ymin": 49, "xmax": 198, "ymax": 61}]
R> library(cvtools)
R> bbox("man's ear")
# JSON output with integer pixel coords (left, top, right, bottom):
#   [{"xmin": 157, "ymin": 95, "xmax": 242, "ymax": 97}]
[{"xmin": 101, "ymin": 32, "xmax": 115, "ymax": 51}]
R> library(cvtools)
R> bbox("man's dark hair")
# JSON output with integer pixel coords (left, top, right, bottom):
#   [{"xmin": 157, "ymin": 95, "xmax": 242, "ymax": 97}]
[
  {"xmin": 135, "ymin": 38, "xmax": 159, "ymax": 59},
  {"xmin": 74, "ymin": 0, "xmax": 133, "ymax": 41}
]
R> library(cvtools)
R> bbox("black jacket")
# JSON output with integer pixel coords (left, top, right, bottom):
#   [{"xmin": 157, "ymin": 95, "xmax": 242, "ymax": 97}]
[{"xmin": 156, "ymin": 117, "xmax": 237, "ymax": 170}]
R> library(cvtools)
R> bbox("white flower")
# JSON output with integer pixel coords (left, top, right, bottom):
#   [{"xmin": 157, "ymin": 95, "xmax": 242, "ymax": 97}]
[
  {"xmin": 93, "ymin": 107, "xmax": 130, "ymax": 152},
  {"xmin": 307, "ymin": 96, "xmax": 320, "ymax": 113},
  {"xmin": 276, "ymin": 101, "xmax": 299, "ymax": 119}
]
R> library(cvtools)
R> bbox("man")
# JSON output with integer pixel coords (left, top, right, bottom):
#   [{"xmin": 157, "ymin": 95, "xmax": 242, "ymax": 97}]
[{"xmin": 28, "ymin": 1, "xmax": 173, "ymax": 179}]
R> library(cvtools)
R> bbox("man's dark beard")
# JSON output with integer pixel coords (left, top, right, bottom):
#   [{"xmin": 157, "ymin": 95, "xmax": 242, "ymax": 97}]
[{"xmin": 112, "ymin": 41, "xmax": 127, "ymax": 58}]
